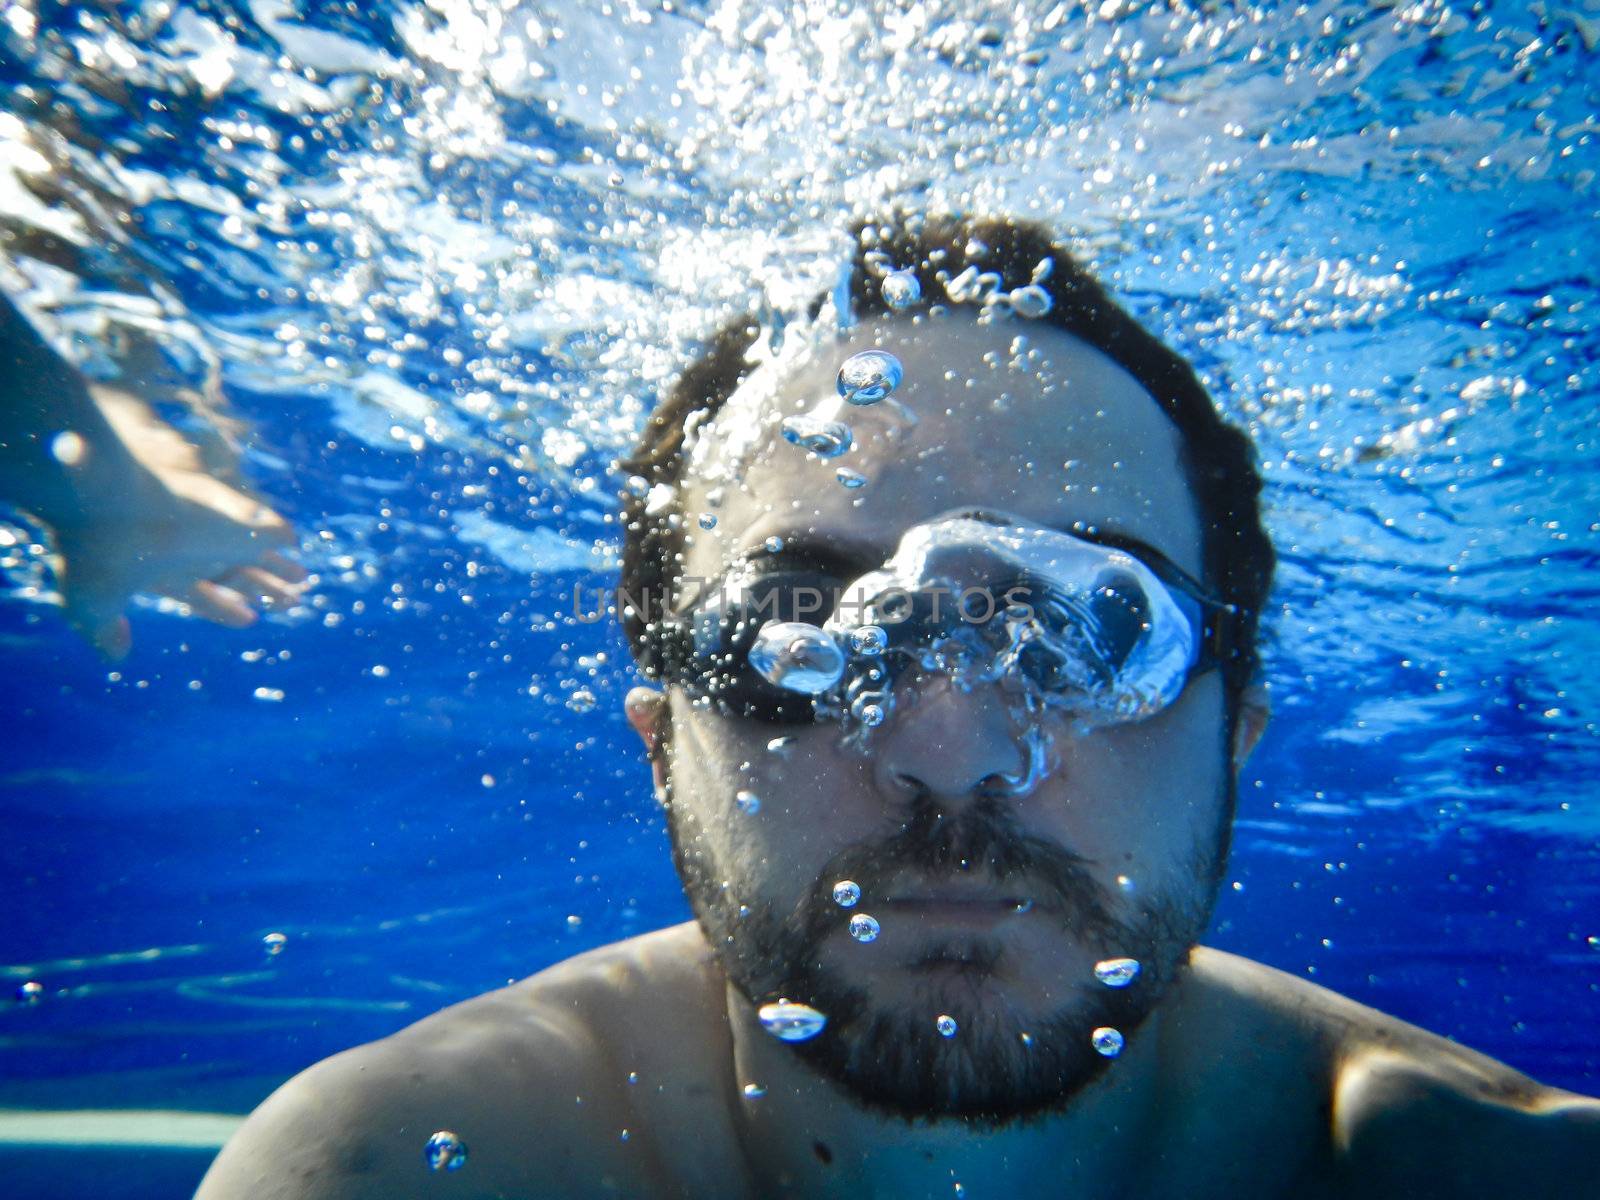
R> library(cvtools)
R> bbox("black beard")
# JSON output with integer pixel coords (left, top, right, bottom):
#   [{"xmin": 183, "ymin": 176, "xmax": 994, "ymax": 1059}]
[{"xmin": 665, "ymin": 786, "xmax": 1227, "ymax": 1128}]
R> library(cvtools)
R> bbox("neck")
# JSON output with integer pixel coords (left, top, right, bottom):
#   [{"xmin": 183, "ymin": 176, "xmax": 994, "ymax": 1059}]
[{"xmin": 722, "ymin": 978, "xmax": 1177, "ymax": 1197}]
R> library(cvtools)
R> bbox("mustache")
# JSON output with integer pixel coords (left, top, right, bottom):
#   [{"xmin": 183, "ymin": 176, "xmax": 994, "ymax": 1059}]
[{"xmin": 785, "ymin": 798, "xmax": 1118, "ymax": 945}]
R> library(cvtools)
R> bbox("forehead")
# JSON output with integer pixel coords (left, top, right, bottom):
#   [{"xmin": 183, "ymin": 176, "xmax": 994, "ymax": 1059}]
[{"xmin": 679, "ymin": 313, "xmax": 1205, "ymax": 578}]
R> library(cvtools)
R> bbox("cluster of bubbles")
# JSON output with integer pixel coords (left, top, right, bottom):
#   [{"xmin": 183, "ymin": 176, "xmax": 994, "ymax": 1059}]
[
  {"xmin": 842, "ymin": 625, "xmax": 892, "ymax": 729},
  {"xmin": 777, "ymin": 344, "xmax": 907, "ymax": 495},
  {"xmin": 736, "ymin": 253, "xmax": 1098, "ymax": 750},
  {"xmin": 747, "ymin": 515, "xmax": 1190, "ymax": 753},
  {"xmin": 774, "ymin": 342, "xmax": 902, "ymax": 489},
  {"xmin": 777, "ymin": 264, "xmax": 922, "ymax": 492}
]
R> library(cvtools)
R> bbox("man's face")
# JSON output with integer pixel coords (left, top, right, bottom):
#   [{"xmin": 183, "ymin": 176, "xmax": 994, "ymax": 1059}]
[{"xmin": 660, "ymin": 312, "xmax": 1234, "ymax": 1123}]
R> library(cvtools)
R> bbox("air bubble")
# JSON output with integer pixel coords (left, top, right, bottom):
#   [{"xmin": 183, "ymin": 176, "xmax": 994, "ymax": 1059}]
[
  {"xmin": 50, "ymin": 431, "xmax": 87, "ymax": 465},
  {"xmin": 935, "ymin": 1014, "xmax": 958, "ymax": 1038},
  {"xmin": 836, "ymin": 467, "xmax": 868, "ymax": 489},
  {"xmin": 16, "ymin": 981, "xmax": 43, "ymax": 1005},
  {"xmin": 837, "ymin": 351, "xmax": 903, "ymax": 406},
  {"xmin": 780, "ymin": 415, "xmax": 853, "ymax": 458},
  {"xmin": 848, "ymin": 913, "xmax": 880, "ymax": 942},
  {"xmin": 424, "ymin": 1131, "xmax": 468, "ymax": 1172},
  {"xmin": 644, "ymin": 483, "xmax": 677, "ymax": 517},
  {"xmin": 566, "ymin": 688, "xmax": 597, "ymax": 713},
  {"xmin": 749, "ymin": 622, "xmax": 845, "ymax": 694},
  {"xmin": 850, "ymin": 693, "xmax": 887, "ymax": 727},
  {"xmin": 848, "ymin": 625, "xmax": 887, "ymax": 655},
  {"xmin": 764, "ymin": 536, "xmax": 785, "ymax": 553},
  {"xmin": 1093, "ymin": 958, "xmax": 1141, "ymax": 988},
  {"xmin": 882, "ymin": 270, "xmax": 921, "ymax": 310},
  {"xmin": 1009, "ymin": 284, "xmax": 1052, "ymax": 317},
  {"xmin": 832, "ymin": 880, "xmax": 861, "ymax": 908},
  {"xmin": 735, "ymin": 789, "xmax": 761, "ymax": 815},
  {"xmin": 742, "ymin": 1083, "xmax": 767, "ymax": 1100},
  {"xmin": 698, "ymin": 513, "xmax": 718, "ymax": 530},
  {"xmin": 263, "ymin": 932, "xmax": 288, "ymax": 957},
  {"xmin": 1091, "ymin": 1027, "xmax": 1125, "ymax": 1057},
  {"xmin": 758, "ymin": 1000, "xmax": 827, "ymax": 1042}
]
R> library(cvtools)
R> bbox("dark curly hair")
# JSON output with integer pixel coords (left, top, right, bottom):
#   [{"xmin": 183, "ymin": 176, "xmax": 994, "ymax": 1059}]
[{"xmin": 617, "ymin": 212, "xmax": 1274, "ymax": 717}]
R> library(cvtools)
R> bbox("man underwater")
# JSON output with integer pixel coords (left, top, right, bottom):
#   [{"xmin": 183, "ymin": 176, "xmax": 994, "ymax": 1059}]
[{"xmin": 198, "ymin": 213, "xmax": 1600, "ymax": 1199}]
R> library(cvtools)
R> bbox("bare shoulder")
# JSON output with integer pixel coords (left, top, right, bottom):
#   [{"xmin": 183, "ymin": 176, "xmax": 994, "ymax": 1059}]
[
  {"xmin": 1184, "ymin": 947, "xmax": 1600, "ymax": 1199},
  {"xmin": 196, "ymin": 923, "xmax": 736, "ymax": 1200}
]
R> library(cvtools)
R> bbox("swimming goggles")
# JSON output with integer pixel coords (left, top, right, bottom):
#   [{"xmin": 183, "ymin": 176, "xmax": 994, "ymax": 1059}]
[{"xmin": 647, "ymin": 512, "xmax": 1231, "ymax": 729}]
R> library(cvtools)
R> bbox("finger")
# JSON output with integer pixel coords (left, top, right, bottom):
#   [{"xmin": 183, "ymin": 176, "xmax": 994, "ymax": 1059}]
[
  {"xmin": 258, "ymin": 549, "xmax": 310, "ymax": 584},
  {"xmin": 186, "ymin": 579, "xmax": 258, "ymax": 628},
  {"xmin": 221, "ymin": 565, "xmax": 305, "ymax": 607}
]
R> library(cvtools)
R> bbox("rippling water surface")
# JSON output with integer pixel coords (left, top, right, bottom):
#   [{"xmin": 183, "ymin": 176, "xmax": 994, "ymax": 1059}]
[{"xmin": 1, "ymin": 0, "xmax": 1597, "ymax": 1180}]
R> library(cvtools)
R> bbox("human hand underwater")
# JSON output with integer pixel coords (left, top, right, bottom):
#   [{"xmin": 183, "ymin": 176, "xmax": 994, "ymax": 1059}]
[
  {"xmin": 0, "ymin": 294, "xmax": 308, "ymax": 658},
  {"xmin": 47, "ymin": 384, "xmax": 308, "ymax": 659}
]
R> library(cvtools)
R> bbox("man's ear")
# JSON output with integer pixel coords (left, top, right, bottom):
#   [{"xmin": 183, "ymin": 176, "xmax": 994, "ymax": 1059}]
[
  {"xmin": 625, "ymin": 686, "xmax": 670, "ymax": 800},
  {"xmin": 1232, "ymin": 683, "xmax": 1270, "ymax": 771}
]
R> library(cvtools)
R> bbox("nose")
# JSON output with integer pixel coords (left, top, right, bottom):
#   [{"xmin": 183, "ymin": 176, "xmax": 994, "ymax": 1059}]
[{"xmin": 872, "ymin": 673, "xmax": 1036, "ymax": 805}]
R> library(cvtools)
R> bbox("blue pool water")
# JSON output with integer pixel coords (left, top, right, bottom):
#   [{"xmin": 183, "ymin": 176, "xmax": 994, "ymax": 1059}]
[{"xmin": 2, "ymin": 1, "xmax": 1598, "ymax": 1195}]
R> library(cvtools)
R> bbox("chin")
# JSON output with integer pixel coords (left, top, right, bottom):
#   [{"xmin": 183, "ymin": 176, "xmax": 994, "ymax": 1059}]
[
  {"xmin": 765, "ymin": 931, "xmax": 1164, "ymax": 1127},
  {"xmin": 786, "ymin": 981, "xmax": 1140, "ymax": 1127}
]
